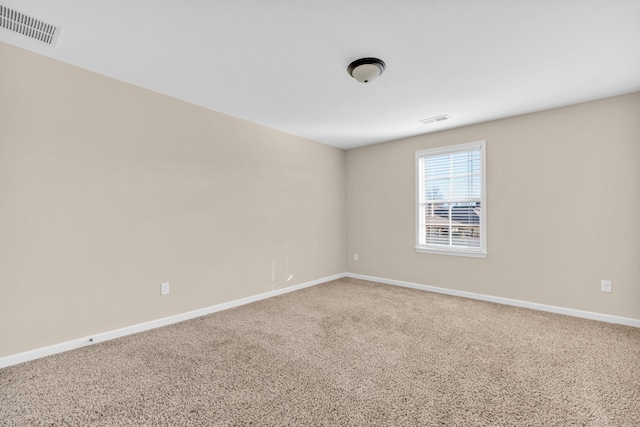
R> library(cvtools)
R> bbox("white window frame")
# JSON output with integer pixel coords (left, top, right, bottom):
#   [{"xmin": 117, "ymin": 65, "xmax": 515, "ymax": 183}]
[{"xmin": 415, "ymin": 140, "xmax": 487, "ymax": 258}]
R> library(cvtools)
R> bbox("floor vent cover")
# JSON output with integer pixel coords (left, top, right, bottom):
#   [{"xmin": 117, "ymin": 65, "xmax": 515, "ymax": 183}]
[
  {"xmin": 419, "ymin": 114, "xmax": 451, "ymax": 125},
  {"xmin": 0, "ymin": 5, "xmax": 60, "ymax": 45}
]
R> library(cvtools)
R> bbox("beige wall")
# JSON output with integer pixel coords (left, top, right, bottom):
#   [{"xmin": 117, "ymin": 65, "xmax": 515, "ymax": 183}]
[
  {"xmin": 0, "ymin": 43, "xmax": 346, "ymax": 358},
  {"xmin": 347, "ymin": 92, "xmax": 640, "ymax": 319},
  {"xmin": 2, "ymin": 41, "xmax": 638, "ymax": 360}
]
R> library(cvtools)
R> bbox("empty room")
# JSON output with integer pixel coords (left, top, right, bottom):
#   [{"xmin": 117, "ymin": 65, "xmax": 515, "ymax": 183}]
[{"xmin": 1, "ymin": 1, "xmax": 639, "ymax": 425}]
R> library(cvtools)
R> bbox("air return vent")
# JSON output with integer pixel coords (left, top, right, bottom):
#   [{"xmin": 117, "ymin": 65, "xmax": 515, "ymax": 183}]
[
  {"xmin": 0, "ymin": 5, "xmax": 60, "ymax": 45},
  {"xmin": 419, "ymin": 114, "xmax": 451, "ymax": 125}
]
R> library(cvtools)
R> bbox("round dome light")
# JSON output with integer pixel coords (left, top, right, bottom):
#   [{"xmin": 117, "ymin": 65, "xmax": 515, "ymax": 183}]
[{"xmin": 347, "ymin": 58, "xmax": 386, "ymax": 83}]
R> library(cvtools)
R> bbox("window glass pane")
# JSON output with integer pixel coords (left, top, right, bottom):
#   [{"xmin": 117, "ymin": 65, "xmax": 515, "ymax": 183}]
[
  {"xmin": 425, "ymin": 155, "xmax": 450, "ymax": 177},
  {"xmin": 426, "ymin": 178, "xmax": 449, "ymax": 201},
  {"xmin": 424, "ymin": 203, "xmax": 448, "ymax": 225},
  {"xmin": 451, "ymin": 225, "xmax": 481, "ymax": 248},
  {"xmin": 424, "ymin": 203, "xmax": 450, "ymax": 246},
  {"xmin": 450, "ymin": 150, "xmax": 480, "ymax": 175},
  {"xmin": 425, "ymin": 233, "xmax": 449, "ymax": 246},
  {"xmin": 450, "ymin": 202, "xmax": 481, "ymax": 224},
  {"xmin": 450, "ymin": 175, "xmax": 480, "ymax": 199}
]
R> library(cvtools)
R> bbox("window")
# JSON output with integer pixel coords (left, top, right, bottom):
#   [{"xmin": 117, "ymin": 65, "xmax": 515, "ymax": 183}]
[{"xmin": 416, "ymin": 141, "xmax": 486, "ymax": 258}]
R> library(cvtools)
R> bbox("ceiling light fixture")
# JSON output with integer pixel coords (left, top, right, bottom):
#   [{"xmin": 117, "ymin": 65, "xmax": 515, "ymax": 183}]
[{"xmin": 347, "ymin": 58, "xmax": 386, "ymax": 83}]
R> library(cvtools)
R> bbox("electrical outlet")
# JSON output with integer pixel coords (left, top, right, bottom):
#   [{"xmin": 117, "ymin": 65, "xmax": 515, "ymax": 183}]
[
  {"xmin": 354, "ymin": 253, "xmax": 359, "ymax": 261},
  {"xmin": 161, "ymin": 282, "xmax": 170, "ymax": 295},
  {"xmin": 600, "ymin": 280, "xmax": 612, "ymax": 293}
]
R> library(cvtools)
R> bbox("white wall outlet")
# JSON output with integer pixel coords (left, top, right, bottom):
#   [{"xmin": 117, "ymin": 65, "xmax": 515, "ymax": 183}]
[
  {"xmin": 600, "ymin": 280, "xmax": 612, "ymax": 293},
  {"xmin": 354, "ymin": 253, "xmax": 359, "ymax": 261},
  {"xmin": 161, "ymin": 282, "xmax": 170, "ymax": 295}
]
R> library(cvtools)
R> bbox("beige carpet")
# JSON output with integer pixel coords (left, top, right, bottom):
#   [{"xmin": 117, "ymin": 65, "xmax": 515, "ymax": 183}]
[{"xmin": 1, "ymin": 278, "xmax": 639, "ymax": 426}]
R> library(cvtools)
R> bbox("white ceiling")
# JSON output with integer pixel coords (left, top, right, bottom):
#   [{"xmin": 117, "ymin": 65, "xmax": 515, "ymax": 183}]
[{"xmin": 2, "ymin": 1, "xmax": 639, "ymax": 149}]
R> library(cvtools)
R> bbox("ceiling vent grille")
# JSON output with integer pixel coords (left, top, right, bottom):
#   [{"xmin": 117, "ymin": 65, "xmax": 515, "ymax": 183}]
[
  {"xmin": 0, "ymin": 5, "xmax": 60, "ymax": 45},
  {"xmin": 419, "ymin": 114, "xmax": 451, "ymax": 125}
]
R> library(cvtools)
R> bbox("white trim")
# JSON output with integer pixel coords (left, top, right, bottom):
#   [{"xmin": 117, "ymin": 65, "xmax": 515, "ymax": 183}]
[
  {"xmin": 345, "ymin": 273, "xmax": 640, "ymax": 328},
  {"xmin": 0, "ymin": 273, "xmax": 346, "ymax": 369},
  {"xmin": 415, "ymin": 247, "xmax": 487, "ymax": 258}
]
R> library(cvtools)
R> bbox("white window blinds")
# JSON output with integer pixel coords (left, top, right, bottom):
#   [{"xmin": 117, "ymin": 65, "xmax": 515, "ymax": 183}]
[{"xmin": 416, "ymin": 141, "xmax": 487, "ymax": 257}]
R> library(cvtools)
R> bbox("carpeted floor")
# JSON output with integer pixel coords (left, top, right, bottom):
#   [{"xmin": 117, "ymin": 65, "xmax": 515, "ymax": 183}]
[{"xmin": 1, "ymin": 277, "xmax": 639, "ymax": 426}]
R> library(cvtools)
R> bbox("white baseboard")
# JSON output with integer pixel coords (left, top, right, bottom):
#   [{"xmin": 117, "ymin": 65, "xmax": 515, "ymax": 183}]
[
  {"xmin": 5, "ymin": 272, "xmax": 637, "ymax": 369},
  {"xmin": 345, "ymin": 273, "xmax": 640, "ymax": 328},
  {"xmin": 0, "ymin": 273, "xmax": 346, "ymax": 369}
]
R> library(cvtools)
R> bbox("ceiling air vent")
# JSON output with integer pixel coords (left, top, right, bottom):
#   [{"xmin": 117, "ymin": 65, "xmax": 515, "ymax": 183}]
[
  {"xmin": 0, "ymin": 5, "xmax": 60, "ymax": 45},
  {"xmin": 419, "ymin": 114, "xmax": 451, "ymax": 125}
]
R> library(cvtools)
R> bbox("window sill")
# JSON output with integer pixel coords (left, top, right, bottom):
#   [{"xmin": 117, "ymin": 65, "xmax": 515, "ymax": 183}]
[{"xmin": 415, "ymin": 247, "xmax": 487, "ymax": 258}]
